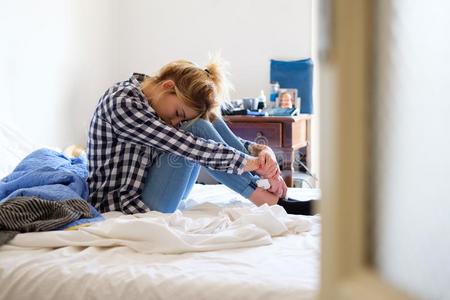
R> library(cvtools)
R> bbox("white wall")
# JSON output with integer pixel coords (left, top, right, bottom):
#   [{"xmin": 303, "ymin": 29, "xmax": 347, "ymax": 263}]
[
  {"xmin": 0, "ymin": 0, "xmax": 117, "ymax": 148},
  {"xmin": 1, "ymin": 0, "xmax": 312, "ymax": 150},
  {"xmin": 112, "ymin": 0, "xmax": 312, "ymax": 99}
]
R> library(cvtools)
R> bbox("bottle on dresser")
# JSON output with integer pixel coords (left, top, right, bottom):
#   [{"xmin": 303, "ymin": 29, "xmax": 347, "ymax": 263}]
[
  {"xmin": 269, "ymin": 81, "xmax": 280, "ymax": 109},
  {"xmin": 257, "ymin": 90, "xmax": 266, "ymax": 110}
]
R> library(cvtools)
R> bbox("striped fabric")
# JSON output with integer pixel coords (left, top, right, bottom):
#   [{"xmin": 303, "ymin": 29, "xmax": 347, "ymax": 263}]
[{"xmin": 0, "ymin": 196, "xmax": 93, "ymax": 232}]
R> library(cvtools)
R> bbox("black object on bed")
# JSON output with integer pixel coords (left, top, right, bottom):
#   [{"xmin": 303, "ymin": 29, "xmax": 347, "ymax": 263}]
[
  {"xmin": 277, "ymin": 197, "xmax": 315, "ymax": 215},
  {"xmin": 0, "ymin": 196, "xmax": 93, "ymax": 245}
]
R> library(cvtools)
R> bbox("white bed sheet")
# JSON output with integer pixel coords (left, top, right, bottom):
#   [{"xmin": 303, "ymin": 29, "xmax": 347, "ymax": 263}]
[{"xmin": 0, "ymin": 184, "xmax": 321, "ymax": 300}]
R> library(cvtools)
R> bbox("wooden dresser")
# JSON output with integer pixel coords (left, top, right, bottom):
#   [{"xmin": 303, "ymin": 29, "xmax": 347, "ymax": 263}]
[{"xmin": 223, "ymin": 114, "xmax": 312, "ymax": 187}]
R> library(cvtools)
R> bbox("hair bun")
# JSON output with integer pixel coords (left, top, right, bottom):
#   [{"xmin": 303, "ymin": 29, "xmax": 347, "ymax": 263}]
[{"xmin": 205, "ymin": 52, "xmax": 234, "ymax": 104}]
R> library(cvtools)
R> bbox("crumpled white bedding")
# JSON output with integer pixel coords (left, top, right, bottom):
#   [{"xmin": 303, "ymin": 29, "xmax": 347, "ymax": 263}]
[
  {"xmin": 4, "ymin": 203, "xmax": 312, "ymax": 254},
  {"xmin": 0, "ymin": 184, "xmax": 321, "ymax": 300}
]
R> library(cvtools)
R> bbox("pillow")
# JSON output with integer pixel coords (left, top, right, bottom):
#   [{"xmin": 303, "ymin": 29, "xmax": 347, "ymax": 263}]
[
  {"xmin": 270, "ymin": 58, "xmax": 314, "ymax": 114},
  {"xmin": 0, "ymin": 122, "xmax": 39, "ymax": 179}
]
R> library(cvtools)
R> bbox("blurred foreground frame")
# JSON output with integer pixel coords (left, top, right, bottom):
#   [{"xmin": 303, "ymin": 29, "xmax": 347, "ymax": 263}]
[{"xmin": 318, "ymin": 0, "xmax": 411, "ymax": 299}]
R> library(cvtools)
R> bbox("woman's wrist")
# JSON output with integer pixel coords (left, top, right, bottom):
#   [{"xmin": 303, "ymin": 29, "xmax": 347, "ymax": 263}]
[{"xmin": 249, "ymin": 143, "xmax": 268, "ymax": 156}]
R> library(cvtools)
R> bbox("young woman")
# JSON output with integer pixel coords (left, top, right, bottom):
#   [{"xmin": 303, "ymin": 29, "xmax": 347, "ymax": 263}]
[{"xmin": 87, "ymin": 57, "xmax": 312, "ymax": 215}]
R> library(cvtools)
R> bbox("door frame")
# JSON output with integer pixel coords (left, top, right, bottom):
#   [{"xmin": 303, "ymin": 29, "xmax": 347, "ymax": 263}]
[{"xmin": 318, "ymin": 1, "xmax": 411, "ymax": 299}]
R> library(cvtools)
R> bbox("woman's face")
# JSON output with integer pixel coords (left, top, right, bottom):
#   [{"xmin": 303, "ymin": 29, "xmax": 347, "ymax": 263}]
[
  {"xmin": 143, "ymin": 79, "xmax": 199, "ymax": 127},
  {"xmin": 152, "ymin": 92, "xmax": 199, "ymax": 128}
]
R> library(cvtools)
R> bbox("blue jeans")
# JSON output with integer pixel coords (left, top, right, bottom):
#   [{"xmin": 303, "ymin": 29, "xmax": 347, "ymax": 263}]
[{"xmin": 141, "ymin": 117, "xmax": 260, "ymax": 213}]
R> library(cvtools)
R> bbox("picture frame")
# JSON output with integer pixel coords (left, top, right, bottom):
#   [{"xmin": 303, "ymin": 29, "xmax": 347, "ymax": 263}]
[{"xmin": 275, "ymin": 88, "xmax": 301, "ymax": 111}]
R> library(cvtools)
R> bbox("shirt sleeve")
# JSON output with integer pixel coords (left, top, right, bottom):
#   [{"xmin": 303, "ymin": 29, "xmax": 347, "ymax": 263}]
[
  {"xmin": 238, "ymin": 137, "xmax": 256, "ymax": 154},
  {"xmin": 109, "ymin": 96, "xmax": 248, "ymax": 175}
]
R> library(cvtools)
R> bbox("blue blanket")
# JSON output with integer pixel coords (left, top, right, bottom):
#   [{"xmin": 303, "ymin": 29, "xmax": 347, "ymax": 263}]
[{"xmin": 0, "ymin": 148, "xmax": 103, "ymax": 229}]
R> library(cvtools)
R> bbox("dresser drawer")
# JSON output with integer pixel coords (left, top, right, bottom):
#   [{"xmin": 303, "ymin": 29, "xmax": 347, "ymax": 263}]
[
  {"xmin": 227, "ymin": 122, "xmax": 282, "ymax": 147},
  {"xmin": 292, "ymin": 119, "xmax": 308, "ymax": 148}
]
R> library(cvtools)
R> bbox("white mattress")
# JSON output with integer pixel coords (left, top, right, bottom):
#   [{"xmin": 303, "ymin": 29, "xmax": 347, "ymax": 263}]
[{"xmin": 0, "ymin": 184, "xmax": 321, "ymax": 300}]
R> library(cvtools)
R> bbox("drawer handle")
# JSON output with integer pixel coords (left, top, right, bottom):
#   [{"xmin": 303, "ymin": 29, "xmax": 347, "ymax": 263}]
[{"xmin": 255, "ymin": 131, "xmax": 268, "ymax": 145}]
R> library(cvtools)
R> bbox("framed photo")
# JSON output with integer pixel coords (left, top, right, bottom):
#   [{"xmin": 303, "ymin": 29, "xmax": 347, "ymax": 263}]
[{"xmin": 276, "ymin": 88, "xmax": 300, "ymax": 111}]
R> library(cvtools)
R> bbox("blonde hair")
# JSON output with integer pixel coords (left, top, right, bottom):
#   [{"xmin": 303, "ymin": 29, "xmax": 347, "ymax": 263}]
[{"xmin": 141, "ymin": 53, "xmax": 233, "ymax": 122}]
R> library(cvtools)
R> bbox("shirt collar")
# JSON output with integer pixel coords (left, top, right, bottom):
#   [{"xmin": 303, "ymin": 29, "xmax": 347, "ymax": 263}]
[
  {"xmin": 130, "ymin": 73, "xmax": 148, "ymax": 86},
  {"xmin": 129, "ymin": 73, "xmax": 155, "ymax": 113}
]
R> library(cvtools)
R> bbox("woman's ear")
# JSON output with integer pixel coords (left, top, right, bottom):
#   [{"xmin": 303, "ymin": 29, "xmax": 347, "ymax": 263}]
[{"xmin": 161, "ymin": 80, "xmax": 175, "ymax": 90}]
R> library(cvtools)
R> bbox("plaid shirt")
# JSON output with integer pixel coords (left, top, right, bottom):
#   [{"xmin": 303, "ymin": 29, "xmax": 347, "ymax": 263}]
[{"xmin": 87, "ymin": 73, "xmax": 250, "ymax": 213}]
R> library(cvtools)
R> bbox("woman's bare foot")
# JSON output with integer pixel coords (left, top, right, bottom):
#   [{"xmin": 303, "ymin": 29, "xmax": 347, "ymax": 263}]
[{"xmin": 249, "ymin": 187, "xmax": 279, "ymax": 206}]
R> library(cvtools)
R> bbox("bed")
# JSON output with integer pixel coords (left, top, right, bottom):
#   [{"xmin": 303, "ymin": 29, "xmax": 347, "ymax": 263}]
[{"xmin": 0, "ymin": 123, "xmax": 321, "ymax": 300}]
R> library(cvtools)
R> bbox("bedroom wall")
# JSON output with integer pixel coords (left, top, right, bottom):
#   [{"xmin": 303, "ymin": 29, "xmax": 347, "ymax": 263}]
[
  {"xmin": 0, "ymin": 0, "xmax": 117, "ymax": 148},
  {"xmin": 111, "ymin": 0, "xmax": 312, "ymax": 99},
  {"xmin": 1, "ymin": 0, "xmax": 314, "ymax": 168}
]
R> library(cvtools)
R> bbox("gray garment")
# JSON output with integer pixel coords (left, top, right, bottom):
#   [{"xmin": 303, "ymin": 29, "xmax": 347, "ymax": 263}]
[{"xmin": 0, "ymin": 196, "xmax": 93, "ymax": 246}]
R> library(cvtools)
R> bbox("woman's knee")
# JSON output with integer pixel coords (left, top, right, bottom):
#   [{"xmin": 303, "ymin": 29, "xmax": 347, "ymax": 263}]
[
  {"xmin": 181, "ymin": 118, "xmax": 210, "ymax": 131},
  {"xmin": 181, "ymin": 118, "xmax": 220, "ymax": 141}
]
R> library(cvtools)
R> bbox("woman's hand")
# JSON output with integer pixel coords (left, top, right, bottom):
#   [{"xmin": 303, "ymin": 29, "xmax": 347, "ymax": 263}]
[
  {"xmin": 268, "ymin": 175, "xmax": 288, "ymax": 198},
  {"xmin": 255, "ymin": 148, "xmax": 280, "ymax": 179},
  {"xmin": 248, "ymin": 144, "xmax": 280, "ymax": 178},
  {"xmin": 244, "ymin": 144, "xmax": 281, "ymax": 185},
  {"xmin": 243, "ymin": 156, "xmax": 261, "ymax": 172}
]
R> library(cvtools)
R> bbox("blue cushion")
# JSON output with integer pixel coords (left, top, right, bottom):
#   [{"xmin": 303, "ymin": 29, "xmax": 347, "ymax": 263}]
[{"xmin": 270, "ymin": 58, "xmax": 314, "ymax": 114}]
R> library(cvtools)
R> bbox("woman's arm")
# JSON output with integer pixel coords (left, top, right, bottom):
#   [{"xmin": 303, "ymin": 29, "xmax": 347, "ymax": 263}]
[
  {"xmin": 109, "ymin": 96, "xmax": 257, "ymax": 175},
  {"xmin": 237, "ymin": 137, "xmax": 270, "ymax": 156}
]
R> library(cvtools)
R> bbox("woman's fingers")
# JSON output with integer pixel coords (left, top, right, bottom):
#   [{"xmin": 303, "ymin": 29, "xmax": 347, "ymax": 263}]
[
  {"xmin": 268, "ymin": 177, "xmax": 283, "ymax": 197},
  {"xmin": 269, "ymin": 186, "xmax": 279, "ymax": 197},
  {"xmin": 258, "ymin": 153, "xmax": 266, "ymax": 165},
  {"xmin": 265, "ymin": 162, "xmax": 278, "ymax": 178},
  {"xmin": 276, "ymin": 186, "xmax": 283, "ymax": 197},
  {"xmin": 257, "ymin": 152, "xmax": 279, "ymax": 176},
  {"xmin": 268, "ymin": 165, "xmax": 279, "ymax": 178},
  {"xmin": 274, "ymin": 186, "xmax": 281, "ymax": 197},
  {"xmin": 269, "ymin": 175, "xmax": 287, "ymax": 198},
  {"xmin": 278, "ymin": 176, "xmax": 288, "ymax": 198},
  {"xmin": 244, "ymin": 157, "xmax": 260, "ymax": 172},
  {"xmin": 268, "ymin": 186, "xmax": 276, "ymax": 194}
]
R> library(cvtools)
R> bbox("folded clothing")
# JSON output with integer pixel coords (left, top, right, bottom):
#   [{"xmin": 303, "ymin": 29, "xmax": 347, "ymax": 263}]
[
  {"xmin": 0, "ymin": 148, "xmax": 103, "ymax": 231},
  {"xmin": 0, "ymin": 148, "xmax": 89, "ymax": 201},
  {"xmin": 0, "ymin": 196, "xmax": 94, "ymax": 245}
]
